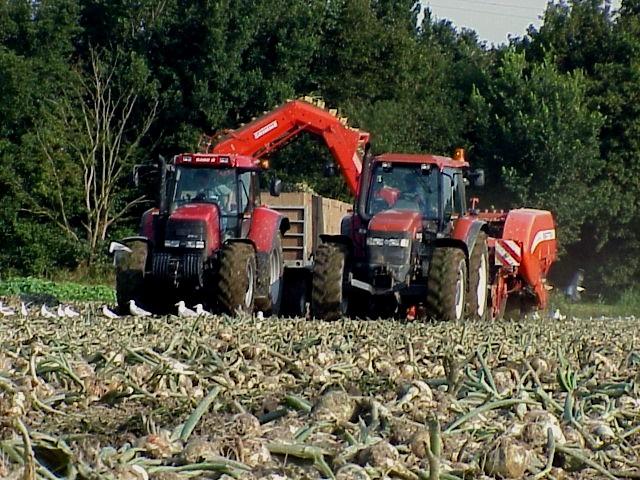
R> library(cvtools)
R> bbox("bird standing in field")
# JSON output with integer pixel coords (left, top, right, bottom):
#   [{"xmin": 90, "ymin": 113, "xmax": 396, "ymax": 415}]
[
  {"xmin": 21, "ymin": 302, "xmax": 29, "ymax": 317},
  {"xmin": 194, "ymin": 304, "xmax": 212, "ymax": 317},
  {"xmin": 176, "ymin": 300, "xmax": 197, "ymax": 318},
  {"xmin": 0, "ymin": 302, "xmax": 15, "ymax": 317},
  {"xmin": 64, "ymin": 305, "xmax": 80, "ymax": 317},
  {"xmin": 129, "ymin": 300, "xmax": 151, "ymax": 317},
  {"xmin": 102, "ymin": 305, "xmax": 120, "ymax": 319},
  {"xmin": 40, "ymin": 304, "xmax": 57, "ymax": 319}
]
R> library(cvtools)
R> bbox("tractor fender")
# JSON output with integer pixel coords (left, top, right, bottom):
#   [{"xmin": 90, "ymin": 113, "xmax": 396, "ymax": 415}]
[
  {"xmin": 140, "ymin": 208, "xmax": 159, "ymax": 240},
  {"xmin": 451, "ymin": 217, "xmax": 487, "ymax": 256},
  {"xmin": 110, "ymin": 237, "xmax": 150, "ymax": 274},
  {"xmin": 248, "ymin": 206, "xmax": 288, "ymax": 253}
]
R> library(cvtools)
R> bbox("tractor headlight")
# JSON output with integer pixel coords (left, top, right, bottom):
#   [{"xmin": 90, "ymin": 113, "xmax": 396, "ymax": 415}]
[
  {"xmin": 164, "ymin": 240, "xmax": 180, "ymax": 248},
  {"xmin": 185, "ymin": 240, "xmax": 205, "ymax": 249},
  {"xmin": 366, "ymin": 237, "xmax": 410, "ymax": 247},
  {"xmin": 366, "ymin": 237, "xmax": 384, "ymax": 247}
]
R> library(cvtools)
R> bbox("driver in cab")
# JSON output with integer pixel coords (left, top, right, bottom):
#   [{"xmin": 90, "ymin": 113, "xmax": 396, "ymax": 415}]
[{"xmin": 193, "ymin": 169, "xmax": 235, "ymax": 214}]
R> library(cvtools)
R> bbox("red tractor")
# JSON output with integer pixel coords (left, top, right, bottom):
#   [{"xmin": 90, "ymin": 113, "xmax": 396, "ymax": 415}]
[
  {"xmin": 311, "ymin": 150, "xmax": 557, "ymax": 321},
  {"xmin": 109, "ymin": 99, "xmax": 368, "ymax": 315},
  {"xmin": 110, "ymin": 152, "xmax": 288, "ymax": 314},
  {"xmin": 110, "ymin": 98, "xmax": 557, "ymax": 319}
]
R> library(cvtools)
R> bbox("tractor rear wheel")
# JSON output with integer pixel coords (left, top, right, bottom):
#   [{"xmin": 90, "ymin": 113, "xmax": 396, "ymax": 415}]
[
  {"xmin": 311, "ymin": 243, "xmax": 349, "ymax": 321},
  {"xmin": 468, "ymin": 232, "xmax": 489, "ymax": 321},
  {"xmin": 426, "ymin": 247, "xmax": 468, "ymax": 321},
  {"xmin": 218, "ymin": 243, "xmax": 257, "ymax": 315},
  {"xmin": 255, "ymin": 234, "xmax": 284, "ymax": 315},
  {"xmin": 115, "ymin": 241, "xmax": 149, "ymax": 313}
]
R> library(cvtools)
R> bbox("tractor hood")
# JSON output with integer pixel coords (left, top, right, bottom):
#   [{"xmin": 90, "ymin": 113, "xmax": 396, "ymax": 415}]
[
  {"xmin": 165, "ymin": 203, "xmax": 221, "ymax": 255},
  {"xmin": 368, "ymin": 209, "xmax": 422, "ymax": 237}
]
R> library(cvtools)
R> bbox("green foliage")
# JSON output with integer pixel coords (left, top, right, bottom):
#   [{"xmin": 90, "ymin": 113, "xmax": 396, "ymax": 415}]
[
  {"xmin": 0, "ymin": 0, "xmax": 638, "ymax": 296},
  {"xmin": 0, "ymin": 277, "xmax": 114, "ymax": 302},
  {"xmin": 471, "ymin": 50, "xmax": 603, "ymax": 247}
]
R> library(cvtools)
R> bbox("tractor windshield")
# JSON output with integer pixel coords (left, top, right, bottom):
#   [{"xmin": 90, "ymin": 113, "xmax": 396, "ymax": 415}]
[
  {"xmin": 366, "ymin": 163, "xmax": 440, "ymax": 220},
  {"xmin": 169, "ymin": 167, "xmax": 239, "ymax": 215}
]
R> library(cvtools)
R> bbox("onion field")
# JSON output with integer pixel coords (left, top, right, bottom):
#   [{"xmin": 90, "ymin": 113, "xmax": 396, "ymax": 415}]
[{"xmin": 0, "ymin": 304, "xmax": 639, "ymax": 479}]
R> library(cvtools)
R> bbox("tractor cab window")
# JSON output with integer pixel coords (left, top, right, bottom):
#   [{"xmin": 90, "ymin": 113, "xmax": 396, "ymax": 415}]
[
  {"xmin": 442, "ymin": 170, "xmax": 466, "ymax": 218},
  {"xmin": 366, "ymin": 163, "xmax": 439, "ymax": 220},
  {"xmin": 237, "ymin": 171, "xmax": 253, "ymax": 214},
  {"xmin": 170, "ymin": 166, "xmax": 238, "ymax": 215}
]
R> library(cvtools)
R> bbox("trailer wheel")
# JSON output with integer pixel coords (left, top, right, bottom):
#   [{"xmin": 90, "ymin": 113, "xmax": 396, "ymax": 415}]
[
  {"xmin": 426, "ymin": 247, "xmax": 468, "ymax": 321},
  {"xmin": 281, "ymin": 269, "xmax": 308, "ymax": 317},
  {"xmin": 115, "ymin": 241, "xmax": 148, "ymax": 313},
  {"xmin": 311, "ymin": 243, "xmax": 349, "ymax": 321},
  {"xmin": 468, "ymin": 232, "xmax": 489, "ymax": 321},
  {"xmin": 218, "ymin": 243, "xmax": 257, "ymax": 315}
]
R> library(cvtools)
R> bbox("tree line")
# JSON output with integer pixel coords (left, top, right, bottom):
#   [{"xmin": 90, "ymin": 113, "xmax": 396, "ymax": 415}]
[{"xmin": 0, "ymin": 0, "xmax": 638, "ymax": 297}]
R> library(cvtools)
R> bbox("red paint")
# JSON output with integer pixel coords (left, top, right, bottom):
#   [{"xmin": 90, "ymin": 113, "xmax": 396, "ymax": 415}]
[
  {"xmin": 375, "ymin": 153, "xmax": 469, "ymax": 169},
  {"xmin": 369, "ymin": 210, "xmax": 422, "ymax": 235},
  {"xmin": 248, "ymin": 206, "xmax": 284, "ymax": 252},
  {"xmin": 140, "ymin": 208, "xmax": 159, "ymax": 239},
  {"xmin": 175, "ymin": 153, "xmax": 261, "ymax": 169},
  {"xmin": 169, "ymin": 203, "xmax": 221, "ymax": 255},
  {"xmin": 376, "ymin": 186, "xmax": 400, "ymax": 206},
  {"xmin": 502, "ymin": 209, "xmax": 557, "ymax": 309},
  {"xmin": 209, "ymin": 100, "xmax": 370, "ymax": 195},
  {"xmin": 451, "ymin": 217, "xmax": 475, "ymax": 244}
]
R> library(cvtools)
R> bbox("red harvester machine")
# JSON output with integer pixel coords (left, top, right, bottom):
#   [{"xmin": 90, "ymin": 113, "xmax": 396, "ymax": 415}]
[{"xmin": 110, "ymin": 98, "xmax": 557, "ymax": 320}]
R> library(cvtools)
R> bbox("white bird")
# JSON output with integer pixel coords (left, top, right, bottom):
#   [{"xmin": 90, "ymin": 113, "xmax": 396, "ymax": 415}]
[
  {"xmin": 552, "ymin": 308, "xmax": 566, "ymax": 320},
  {"xmin": 256, "ymin": 311, "xmax": 264, "ymax": 320},
  {"xmin": 64, "ymin": 305, "xmax": 80, "ymax": 317},
  {"xmin": 194, "ymin": 304, "xmax": 212, "ymax": 317},
  {"xmin": 21, "ymin": 302, "xmax": 29, "ymax": 317},
  {"xmin": 40, "ymin": 304, "xmax": 57, "ymax": 319},
  {"xmin": 0, "ymin": 304, "xmax": 15, "ymax": 317},
  {"xmin": 129, "ymin": 300, "xmax": 151, "ymax": 317},
  {"xmin": 176, "ymin": 300, "xmax": 197, "ymax": 318},
  {"xmin": 102, "ymin": 305, "xmax": 120, "ymax": 319},
  {"xmin": 57, "ymin": 304, "xmax": 66, "ymax": 318}
]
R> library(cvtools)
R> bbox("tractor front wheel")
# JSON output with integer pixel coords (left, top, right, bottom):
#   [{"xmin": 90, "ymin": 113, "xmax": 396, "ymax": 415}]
[
  {"xmin": 115, "ymin": 241, "xmax": 149, "ymax": 314},
  {"xmin": 426, "ymin": 247, "xmax": 468, "ymax": 321},
  {"xmin": 218, "ymin": 243, "xmax": 257, "ymax": 315},
  {"xmin": 311, "ymin": 243, "xmax": 349, "ymax": 321}
]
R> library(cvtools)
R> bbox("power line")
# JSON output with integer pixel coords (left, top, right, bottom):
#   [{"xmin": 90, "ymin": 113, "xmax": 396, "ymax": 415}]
[
  {"xmin": 426, "ymin": 2, "xmax": 538, "ymax": 21},
  {"xmin": 434, "ymin": 0, "xmax": 544, "ymax": 12}
]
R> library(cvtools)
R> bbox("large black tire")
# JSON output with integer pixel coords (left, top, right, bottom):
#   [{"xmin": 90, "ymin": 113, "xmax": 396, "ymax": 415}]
[
  {"xmin": 467, "ymin": 232, "xmax": 489, "ymax": 321},
  {"xmin": 115, "ymin": 241, "xmax": 148, "ymax": 313},
  {"xmin": 311, "ymin": 243, "xmax": 349, "ymax": 321},
  {"xmin": 255, "ymin": 234, "xmax": 284, "ymax": 315},
  {"xmin": 281, "ymin": 269, "xmax": 308, "ymax": 317},
  {"xmin": 218, "ymin": 243, "xmax": 257, "ymax": 315},
  {"xmin": 426, "ymin": 247, "xmax": 468, "ymax": 321}
]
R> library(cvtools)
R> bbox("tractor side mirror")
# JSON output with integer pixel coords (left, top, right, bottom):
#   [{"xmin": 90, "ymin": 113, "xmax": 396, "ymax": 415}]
[
  {"xmin": 323, "ymin": 163, "xmax": 337, "ymax": 177},
  {"xmin": 133, "ymin": 161, "xmax": 161, "ymax": 187},
  {"xmin": 269, "ymin": 177, "xmax": 283, "ymax": 197},
  {"xmin": 469, "ymin": 169, "xmax": 485, "ymax": 188}
]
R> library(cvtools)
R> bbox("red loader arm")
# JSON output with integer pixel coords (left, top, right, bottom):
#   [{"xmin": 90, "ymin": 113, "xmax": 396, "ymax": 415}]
[{"xmin": 202, "ymin": 99, "xmax": 370, "ymax": 195}]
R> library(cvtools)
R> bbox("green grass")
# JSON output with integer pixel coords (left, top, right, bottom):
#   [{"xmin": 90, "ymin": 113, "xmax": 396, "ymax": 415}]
[
  {"xmin": 551, "ymin": 289, "xmax": 640, "ymax": 318},
  {"xmin": 0, "ymin": 276, "xmax": 115, "ymax": 302}
]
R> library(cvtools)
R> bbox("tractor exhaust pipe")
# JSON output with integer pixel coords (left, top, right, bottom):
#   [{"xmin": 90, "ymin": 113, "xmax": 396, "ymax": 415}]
[{"xmin": 159, "ymin": 155, "xmax": 168, "ymax": 216}]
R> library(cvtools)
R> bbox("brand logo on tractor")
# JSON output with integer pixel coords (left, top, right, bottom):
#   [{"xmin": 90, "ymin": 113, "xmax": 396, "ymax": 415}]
[
  {"xmin": 531, "ymin": 229, "xmax": 556, "ymax": 253},
  {"xmin": 253, "ymin": 120, "xmax": 278, "ymax": 139}
]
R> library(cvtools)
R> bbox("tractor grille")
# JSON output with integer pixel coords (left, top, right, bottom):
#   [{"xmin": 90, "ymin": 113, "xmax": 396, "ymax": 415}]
[{"xmin": 152, "ymin": 252, "xmax": 203, "ymax": 286}]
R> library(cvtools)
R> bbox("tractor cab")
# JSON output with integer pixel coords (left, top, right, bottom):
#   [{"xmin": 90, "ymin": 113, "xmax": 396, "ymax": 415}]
[
  {"xmin": 357, "ymin": 153, "xmax": 473, "ymax": 233},
  {"xmin": 348, "ymin": 152, "xmax": 480, "ymax": 299},
  {"xmin": 165, "ymin": 157, "xmax": 261, "ymax": 241}
]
